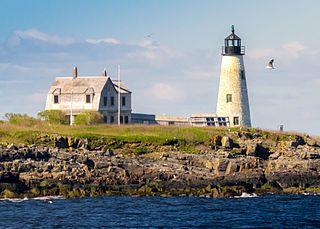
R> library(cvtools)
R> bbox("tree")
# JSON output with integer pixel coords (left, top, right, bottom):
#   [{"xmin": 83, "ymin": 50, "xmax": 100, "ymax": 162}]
[
  {"xmin": 38, "ymin": 110, "xmax": 68, "ymax": 124},
  {"xmin": 4, "ymin": 113, "xmax": 37, "ymax": 126},
  {"xmin": 74, "ymin": 111, "xmax": 103, "ymax": 125}
]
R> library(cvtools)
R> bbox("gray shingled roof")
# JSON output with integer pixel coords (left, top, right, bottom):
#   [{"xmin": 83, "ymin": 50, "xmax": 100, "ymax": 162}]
[{"xmin": 48, "ymin": 76, "xmax": 131, "ymax": 94}]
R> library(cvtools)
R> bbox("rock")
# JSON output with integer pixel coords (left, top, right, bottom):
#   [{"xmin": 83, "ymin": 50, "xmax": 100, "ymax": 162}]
[
  {"xmin": 305, "ymin": 137, "xmax": 319, "ymax": 147},
  {"xmin": 7, "ymin": 144, "xmax": 18, "ymax": 150},
  {"xmin": 255, "ymin": 144, "xmax": 270, "ymax": 160},
  {"xmin": 83, "ymin": 158, "xmax": 94, "ymax": 169},
  {"xmin": 246, "ymin": 142, "xmax": 270, "ymax": 160},
  {"xmin": 55, "ymin": 136, "xmax": 68, "ymax": 148},
  {"xmin": 1, "ymin": 131, "xmax": 320, "ymax": 199},
  {"xmin": 0, "ymin": 172, "xmax": 20, "ymax": 183},
  {"xmin": 2, "ymin": 189, "xmax": 16, "ymax": 198},
  {"xmin": 163, "ymin": 138, "xmax": 179, "ymax": 146},
  {"xmin": 195, "ymin": 144, "xmax": 210, "ymax": 153},
  {"xmin": 290, "ymin": 136, "xmax": 306, "ymax": 148},
  {"xmin": 221, "ymin": 136, "xmax": 233, "ymax": 149},
  {"xmin": 210, "ymin": 134, "xmax": 222, "ymax": 149},
  {"xmin": 238, "ymin": 131, "xmax": 253, "ymax": 140}
]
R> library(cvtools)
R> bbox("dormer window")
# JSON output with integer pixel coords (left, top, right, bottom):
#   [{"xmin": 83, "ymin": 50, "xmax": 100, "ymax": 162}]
[
  {"xmin": 84, "ymin": 87, "xmax": 94, "ymax": 104},
  {"xmin": 86, "ymin": 94, "xmax": 91, "ymax": 103},
  {"xmin": 52, "ymin": 88, "xmax": 61, "ymax": 104},
  {"xmin": 54, "ymin": 95, "xmax": 59, "ymax": 104}
]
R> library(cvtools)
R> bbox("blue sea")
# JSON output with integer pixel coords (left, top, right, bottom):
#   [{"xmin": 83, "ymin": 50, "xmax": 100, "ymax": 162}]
[{"xmin": 1, "ymin": 194, "xmax": 320, "ymax": 228}]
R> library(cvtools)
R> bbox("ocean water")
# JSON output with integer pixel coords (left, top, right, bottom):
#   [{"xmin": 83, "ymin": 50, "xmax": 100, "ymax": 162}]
[{"xmin": 0, "ymin": 194, "xmax": 320, "ymax": 228}]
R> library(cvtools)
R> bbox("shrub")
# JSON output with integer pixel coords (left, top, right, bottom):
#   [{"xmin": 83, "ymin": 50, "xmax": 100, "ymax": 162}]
[
  {"xmin": 38, "ymin": 110, "xmax": 68, "ymax": 124},
  {"xmin": 4, "ymin": 113, "xmax": 37, "ymax": 126},
  {"xmin": 74, "ymin": 111, "xmax": 103, "ymax": 125}
]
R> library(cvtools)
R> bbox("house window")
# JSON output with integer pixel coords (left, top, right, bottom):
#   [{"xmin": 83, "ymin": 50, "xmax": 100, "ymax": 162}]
[
  {"xmin": 103, "ymin": 116, "xmax": 108, "ymax": 123},
  {"xmin": 122, "ymin": 96, "xmax": 126, "ymax": 106},
  {"xmin": 103, "ymin": 97, "xmax": 107, "ymax": 106},
  {"xmin": 226, "ymin": 94, "xmax": 232, "ymax": 103},
  {"xmin": 233, "ymin": 117, "xmax": 239, "ymax": 125},
  {"xmin": 125, "ymin": 116, "xmax": 129, "ymax": 124},
  {"xmin": 86, "ymin": 94, "xmax": 91, "ymax": 103},
  {"xmin": 54, "ymin": 95, "xmax": 59, "ymax": 104},
  {"xmin": 110, "ymin": 116, "xmax": 114, "ymax": 123},
  {"xmin": 111, "ymin": 96, "xmax": 115, "ymax": 106},
  {"xmin": 120, "ymin": 116, "xmax": 123, "ymax": 124},
  {"xmin": 241, "ymin": 70, "xmax": 245, "ymax": 80}
]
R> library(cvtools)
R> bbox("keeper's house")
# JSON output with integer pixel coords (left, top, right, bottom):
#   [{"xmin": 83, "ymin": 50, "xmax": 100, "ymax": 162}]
[{"xmin": 45, "ymin": 67, "xmax": 132, "ymax": 124}]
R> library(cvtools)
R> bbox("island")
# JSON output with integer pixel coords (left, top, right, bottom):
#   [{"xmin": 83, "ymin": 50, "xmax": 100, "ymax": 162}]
[{"xmin": 1, "ymin": 123, "xmax": 319, "ymax": 198}]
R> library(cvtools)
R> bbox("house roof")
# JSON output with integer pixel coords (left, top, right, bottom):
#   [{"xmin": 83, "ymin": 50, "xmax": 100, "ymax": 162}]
[
  {"xmin": 48, "ymin": 76, "xmax": 131, "ymax": 94},
  {"xmin": 112, "ymin": 80, "xmax": 132, "ymax": 93},
  {"xmin": 191, "ymin": 113, "xmax": 217, "ymax": 118}
]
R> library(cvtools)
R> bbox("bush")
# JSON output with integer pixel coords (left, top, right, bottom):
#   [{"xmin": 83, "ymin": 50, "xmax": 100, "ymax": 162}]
[
  {"xmin": 74, "ymin": 111, "xmax": 103, "ymax": 125},
  {"xmin": 4, "ymin": 113, "xmax": 37, "ymax": 126},
  {"xmin": 38, "ymin": 110, "xmax": 68, "ymax": 124}
]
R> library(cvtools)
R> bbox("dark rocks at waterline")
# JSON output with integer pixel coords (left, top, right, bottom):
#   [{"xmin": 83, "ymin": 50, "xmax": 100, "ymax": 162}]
[
  {"xmin": 0, "ymin": 133, "xmax": 320, "ymax": 198},
  {"xmin": 0, "ymin": 147, "xmax": 50, "ymax": 162}
]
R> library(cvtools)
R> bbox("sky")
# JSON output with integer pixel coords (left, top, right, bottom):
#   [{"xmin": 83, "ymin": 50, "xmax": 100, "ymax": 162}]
[{"xmin": 0, "ymin": 0, "xmax": 320, "ymax": 135}]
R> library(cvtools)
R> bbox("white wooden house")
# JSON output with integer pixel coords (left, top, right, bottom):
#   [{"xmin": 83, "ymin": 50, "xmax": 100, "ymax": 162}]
[{"xmin": 45, "ymin": 67, "xmax": 132, "ymax": 124}]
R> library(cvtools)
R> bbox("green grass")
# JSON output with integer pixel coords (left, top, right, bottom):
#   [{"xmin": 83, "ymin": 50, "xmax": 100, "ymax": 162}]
[
  {"xmin": 0, "ymin": 122, "xmax": 228, "ymax": 146},
  {"xmin": 0, "ymin": 122, "xmax": 307, "ymax": 150}
]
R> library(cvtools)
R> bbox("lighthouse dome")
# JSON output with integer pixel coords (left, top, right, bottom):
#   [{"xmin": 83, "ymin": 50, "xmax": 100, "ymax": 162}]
[{"xmin": 222, "ymin": 25, "xmax": 245, "ymax": 55}]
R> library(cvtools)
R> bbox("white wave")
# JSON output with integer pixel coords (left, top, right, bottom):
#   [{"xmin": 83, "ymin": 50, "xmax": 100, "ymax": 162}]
[
  {"xmin": 302, "ymin": 193, "xmax": 320, "ymax": 196},
  {"xmin": 234, "ymin": 192, "xmax": 258, "ymax": 198},
  {"xmin": 0, "ymin": 196, "xmax": 65, "ymax": 202},
  {"xmin": 33, "ymin": 196, "xmax": 65, "ymax": 201},
  {"xmin": 0, "ymin": 197, "xmax": 29, "ymax": 202}
]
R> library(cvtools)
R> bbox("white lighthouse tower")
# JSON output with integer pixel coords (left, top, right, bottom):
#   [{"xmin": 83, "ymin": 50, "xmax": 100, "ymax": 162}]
[{"xmin": 216, "ymin": 26, "xmax": 251, "ymax": 127}]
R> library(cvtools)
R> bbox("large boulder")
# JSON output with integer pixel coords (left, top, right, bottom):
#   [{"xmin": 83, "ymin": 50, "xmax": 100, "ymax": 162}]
[
  {"xmin": 55, "ymin": 136, "xmax": 68, "ymax": 148},
  {"xmin": 221, "ymin": 136, "xmax": 233, "ymax": 149},
  {"xmin": 0, "ymin": 172, "xmax": 20, "ymax": 183},
  {"xmin": 290, "ymin": 136, "xmax": 306, "ymax": 148},
  {"xmin": 246, "ymin": 142, "xmax": 270, "ymax": 160}
]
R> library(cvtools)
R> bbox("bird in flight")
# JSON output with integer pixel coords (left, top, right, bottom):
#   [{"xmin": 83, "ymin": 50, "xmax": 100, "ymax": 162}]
[{"xmin": 266, "ymin": 59, "xmax": 275, "ymax": 69}]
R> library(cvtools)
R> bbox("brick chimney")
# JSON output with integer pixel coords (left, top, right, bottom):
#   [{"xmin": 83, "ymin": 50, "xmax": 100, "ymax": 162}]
[
  {"xmin": 73, "ymin": 66, "xmax": 78, "ymax": 79},
  {"xmin": 103, "ymin": 68, "xmax": 107, "ymax": 77}
]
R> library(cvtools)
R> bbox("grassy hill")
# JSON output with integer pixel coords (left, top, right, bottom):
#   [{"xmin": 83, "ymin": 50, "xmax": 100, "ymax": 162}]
[{"xmin": 0, "ymin": 122, "xmax": 306, "ymax": 153}]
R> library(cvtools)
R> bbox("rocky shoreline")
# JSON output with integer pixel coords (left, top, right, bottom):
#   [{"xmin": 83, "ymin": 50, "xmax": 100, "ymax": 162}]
[{"xmin": 1, "ymin": 130, "xmax": 320, "ymax": 198}]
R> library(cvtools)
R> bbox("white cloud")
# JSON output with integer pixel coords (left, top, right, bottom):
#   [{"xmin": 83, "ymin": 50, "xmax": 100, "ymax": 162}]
[
  {"xmin": 145, "ymin": 83, "xmax": 186, "ymax": 102},
  {"xmin": 86, "ymin": 38, "xmax": 121, "ymax": 45},
  {"xmin": 126, "ymin": 38, "xmax": 178, "ymax": 63},
  {"xmin": 247, "ymin": 48, "xmax": 274, "ymax": 59},
  {"xmin": 8, "ymin": 29, "xmax": 75, "ymax": 46},
  {"xmin": 247, "ymin": 41, "xmax": 306, "ymax": 61},
  {"xmin": 281, "ymin": 41, "xmax": 305, "ymax": 58},
  {"xmin": 0, "ymin": 62, "xmax": 65, "ymax": 77}
]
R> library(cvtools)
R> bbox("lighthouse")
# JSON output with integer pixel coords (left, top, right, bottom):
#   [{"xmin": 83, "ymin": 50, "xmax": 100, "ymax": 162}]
[{"xmin": 216, "ymin": 26, "xmax": 251, "ymax": 127}]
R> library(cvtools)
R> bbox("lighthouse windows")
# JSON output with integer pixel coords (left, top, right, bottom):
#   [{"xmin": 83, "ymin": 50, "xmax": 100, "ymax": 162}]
[
  {"xmin": 233, "ymin": 117, "xmax": 239, "ymax": 125},
  {"xmin": 226, "ymin": 94, "xmax": 232, "ymax": 103},
  {"xmin": 241, "ymin": 70, "xmax": 246, "ymax": 80}
]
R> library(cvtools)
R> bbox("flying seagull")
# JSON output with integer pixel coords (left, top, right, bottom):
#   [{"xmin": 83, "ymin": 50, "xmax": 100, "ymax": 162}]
[{"xmin": 266, "ymin": 59, "xmax": 275, "ymax": 69}]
